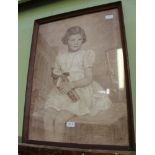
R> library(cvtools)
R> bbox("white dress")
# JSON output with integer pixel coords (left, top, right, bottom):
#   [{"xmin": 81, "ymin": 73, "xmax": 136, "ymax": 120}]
[{"xmin": 44, "ymin": 49, "xmax": 112, "ymax": 116}]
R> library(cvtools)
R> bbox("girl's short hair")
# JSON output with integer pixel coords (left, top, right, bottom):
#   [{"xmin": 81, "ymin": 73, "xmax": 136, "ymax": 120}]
[{"xmin": 62, "ymin": 26, "xmax": 86, "ymax": 45}]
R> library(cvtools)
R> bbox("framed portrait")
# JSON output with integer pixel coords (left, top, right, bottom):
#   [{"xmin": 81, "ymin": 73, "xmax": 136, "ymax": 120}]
[{"xmin": 22, "ymin": 1, "xmax": 135, "ymax": 151}]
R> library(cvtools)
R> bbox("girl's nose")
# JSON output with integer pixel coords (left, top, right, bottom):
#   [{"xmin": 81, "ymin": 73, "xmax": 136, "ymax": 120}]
[{"xmin": 74, "ymin": 41, "xmax": 78, "ymax": 44}]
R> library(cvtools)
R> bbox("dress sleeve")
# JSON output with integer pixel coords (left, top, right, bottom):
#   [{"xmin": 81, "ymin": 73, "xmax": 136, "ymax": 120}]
[
  {"xmin": 83, "ymin": 50, "xmax": 95, "ymax": 68},
  {"xmin": 53, "ymin": 55, "xmax": 62, "ymax": 76}
]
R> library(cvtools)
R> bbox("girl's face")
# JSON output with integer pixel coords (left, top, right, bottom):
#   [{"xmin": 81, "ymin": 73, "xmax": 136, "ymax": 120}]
[{"xmin": 67, "ymin": 34, "xmax": 83, "ymax": 52}]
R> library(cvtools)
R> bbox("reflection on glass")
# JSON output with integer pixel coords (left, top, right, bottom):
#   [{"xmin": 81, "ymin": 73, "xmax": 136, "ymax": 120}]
[
  {"xmin": 117, "ymin": 48, "xmax": 125, "ymax": 89},
  {"xmin": 98, "ymin": 89, "xmax": 110, "ymax": 95}
]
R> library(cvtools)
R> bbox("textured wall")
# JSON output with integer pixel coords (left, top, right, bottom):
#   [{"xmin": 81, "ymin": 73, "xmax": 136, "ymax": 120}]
[{"xmin": 18, "ymin": 0, "xmax": 136, "ymax": 138}]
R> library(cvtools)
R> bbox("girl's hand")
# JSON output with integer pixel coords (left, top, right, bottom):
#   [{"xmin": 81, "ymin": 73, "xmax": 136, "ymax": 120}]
[{"xmin": 58, "ymin": 82, "xmax": 74, "ymax": 94}]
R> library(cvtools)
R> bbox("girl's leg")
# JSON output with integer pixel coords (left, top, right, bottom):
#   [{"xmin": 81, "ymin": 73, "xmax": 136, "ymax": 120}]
[
  {"xmin": 43, "ymin": 107, "xmax": 58, "ymax": 141},
  {"xmin": 54, "ymin": 110, "xmax": 75, "ymax": 141}
]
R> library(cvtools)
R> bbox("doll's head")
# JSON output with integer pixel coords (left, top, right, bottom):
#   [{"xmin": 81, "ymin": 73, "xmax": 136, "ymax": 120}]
[{"xmin": 62, "ymin": 26, "xmax": 86, "ymax": 52}]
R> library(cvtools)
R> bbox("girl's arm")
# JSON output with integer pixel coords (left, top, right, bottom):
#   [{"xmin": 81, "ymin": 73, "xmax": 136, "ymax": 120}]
[
  {"xmin": 72, "ymin": 67, "xmax": 93, "ymax": 88},
  {"xmin": 59, "ymin": 67, "xmax": 93, "ymax": 94}
]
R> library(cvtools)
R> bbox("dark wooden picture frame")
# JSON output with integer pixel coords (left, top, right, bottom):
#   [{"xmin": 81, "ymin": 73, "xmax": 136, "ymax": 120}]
[{"xmin": 22, "ymin": 1, "xmax": 135, "ymax": 152}]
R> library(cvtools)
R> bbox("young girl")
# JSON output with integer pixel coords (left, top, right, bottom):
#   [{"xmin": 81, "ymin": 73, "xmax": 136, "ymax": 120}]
[{"xmin": 44, "ymin": 26, "xmax": 112, "ymax": 141}]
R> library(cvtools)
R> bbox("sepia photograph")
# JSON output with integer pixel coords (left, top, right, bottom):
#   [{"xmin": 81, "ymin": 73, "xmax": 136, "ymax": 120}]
[{"xmin": 22, "ymin": 2, "xmax": 135, "ymax": 151}]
